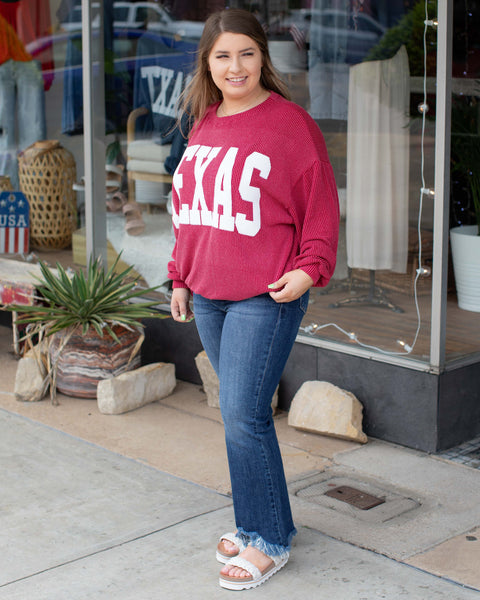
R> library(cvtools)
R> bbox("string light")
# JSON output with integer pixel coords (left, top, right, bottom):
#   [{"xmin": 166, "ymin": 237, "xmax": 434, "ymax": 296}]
[
  {"xmin": 397, "ymin": 340, "xmax": 413, "ymax": 353},
  {"xmin": 301, "ymin": 0, "xmax": 435, "ymax": 358},
  {"xmin": 421, "ymin": 187, "xmax": 435, "ymax": 196}
]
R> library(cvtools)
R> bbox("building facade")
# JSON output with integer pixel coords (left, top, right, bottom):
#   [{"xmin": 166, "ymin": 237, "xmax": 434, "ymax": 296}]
[{"xmin": 3, "ymin": 0, "xmax": 479, "ymax": 451}]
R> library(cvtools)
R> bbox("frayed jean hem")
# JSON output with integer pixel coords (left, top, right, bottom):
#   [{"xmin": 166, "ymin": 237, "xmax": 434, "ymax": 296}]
[{"xmin": 237, "ymin": 527, "xmax": 296, "ymax": 558}]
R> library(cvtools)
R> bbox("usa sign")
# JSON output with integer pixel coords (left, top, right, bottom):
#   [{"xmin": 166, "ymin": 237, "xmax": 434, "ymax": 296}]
[{"xmin": 0, "ymin": 191, "xmax": 30, "ymax": 254}]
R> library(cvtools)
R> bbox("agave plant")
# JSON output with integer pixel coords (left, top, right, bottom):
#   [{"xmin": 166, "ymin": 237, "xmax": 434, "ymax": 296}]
[
  {"xmin": 6, "ymin": 254, "xmax": 165, "ymax": 402},
  {"xmin": 12, "ymin": 254, "xmax": 161, "ymax": 340}
]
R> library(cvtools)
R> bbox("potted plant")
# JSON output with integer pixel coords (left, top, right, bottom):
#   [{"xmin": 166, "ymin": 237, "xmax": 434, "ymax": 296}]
[
  {"xmin": 449, "ymin": 95, "xmax": 480, "ymax": 312},
  {"xmin": 7, "ymin": 255, "xmax": 164, "ymax": 401}
]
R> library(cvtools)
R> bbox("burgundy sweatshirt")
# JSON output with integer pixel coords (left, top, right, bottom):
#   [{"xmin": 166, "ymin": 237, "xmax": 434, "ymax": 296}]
[{"xmin": 168, "ymin": 92, "xmax": 339, "ymax": 301}]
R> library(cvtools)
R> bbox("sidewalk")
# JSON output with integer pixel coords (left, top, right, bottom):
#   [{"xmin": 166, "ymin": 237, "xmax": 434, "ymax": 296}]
[{"xmin": 1, "ymin": 323, "xmax": 480, "ymax": 599}]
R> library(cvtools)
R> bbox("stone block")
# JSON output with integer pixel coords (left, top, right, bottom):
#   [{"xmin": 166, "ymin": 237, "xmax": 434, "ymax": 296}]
[
  {"xmin": 97, "ymin": 362, "xmax": 176, "ymax": 415},
  {"xmin": 14, "ymin": 356, "xmax": 47, "ymax": 402},
  {"xmin": 288, "ymin": 380, "xmax": 367, "ymax": 443},
  {"xmin": 194, "ymin": 350, "xmax": 278, "ymax": 412}
]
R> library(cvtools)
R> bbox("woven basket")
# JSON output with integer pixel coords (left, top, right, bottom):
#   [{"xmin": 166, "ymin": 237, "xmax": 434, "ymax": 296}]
[{"xmin": 18, "ymin": 140, "xmax": 77, "ymax": 250}]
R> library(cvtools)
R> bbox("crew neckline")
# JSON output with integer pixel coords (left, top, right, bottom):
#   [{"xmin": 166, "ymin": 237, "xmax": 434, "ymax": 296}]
[{"xmin": 215, "ymin": 91, "xmax": 274, "ymax": 119}]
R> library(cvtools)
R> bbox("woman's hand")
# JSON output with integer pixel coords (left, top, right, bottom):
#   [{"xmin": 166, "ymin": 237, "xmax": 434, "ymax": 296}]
[
  {"xmin": 171, "ymin": 288, "xmax": 194, "ymax": 322},
  {"xmin": 268, "ymin": 269, "xmax": 314, "ymax": 303}
]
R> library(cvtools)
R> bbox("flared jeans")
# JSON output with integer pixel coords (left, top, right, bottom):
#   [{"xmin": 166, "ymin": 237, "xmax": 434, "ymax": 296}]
[{"xmin": 193, "ymin": 291, "xmax": 309, "ymax": 557}]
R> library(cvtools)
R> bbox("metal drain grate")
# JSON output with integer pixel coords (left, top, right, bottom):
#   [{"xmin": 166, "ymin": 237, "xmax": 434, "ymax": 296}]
[
  {"xmin": 294, "ymin": 475, "xmax": 421, "ymax": 522},
  {"xmin": 324, "ymin": 485, "xmax": 386, "ymax": 510}
]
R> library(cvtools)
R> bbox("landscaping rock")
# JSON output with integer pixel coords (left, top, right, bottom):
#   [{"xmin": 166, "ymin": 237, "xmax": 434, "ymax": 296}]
[
  {"xmin": 288, "ymin": 380, "xmax": 367, "ymax": 443},
  {"xmin": 194, "ymin": 350, "xmax": 278, "ymax": 412},
  {"xmin": 97, "ymin": 362, "xmax": 176, "ymax": 415},
  {"xmin": 14, "ymin": 356, "xmax": 47, "ymax": 402}
]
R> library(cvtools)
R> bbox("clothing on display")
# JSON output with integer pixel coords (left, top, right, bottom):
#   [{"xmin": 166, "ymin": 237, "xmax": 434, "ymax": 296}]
[
  {"xmin": 346, "ymin": 45, "xmax": 410, "ymax": 273},
  {"xmin": 133, "ymin": 34, "xmax": 195, "ymax": 140},
  {"xmin": 0, "ymin": 11, "xmax": 31, "ymax": 63},
  {"xmin": 0, "ymin": 0, "xmax": 55, "ymax": 91},
  {"xmin": 0, "ymin": 13, "xmax": 46, "ymax": 189},
  {"xmin": 132, "ymin": 34, "xmax": 195, "ymax": 173}
]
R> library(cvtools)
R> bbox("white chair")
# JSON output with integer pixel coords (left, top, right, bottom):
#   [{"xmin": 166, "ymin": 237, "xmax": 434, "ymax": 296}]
[{"xmin": 126, "ymin": 106, "xmax": 173, "ymax": 206}]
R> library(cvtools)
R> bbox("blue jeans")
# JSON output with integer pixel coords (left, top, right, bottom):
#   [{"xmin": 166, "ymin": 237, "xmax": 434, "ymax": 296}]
[
  {"xmin": 0, "ymin": 60, "xmax": 46, "ymax": 188},
  {"xmin": 193, "ymin": 291, "xmax": 309, "ymax": 557}
]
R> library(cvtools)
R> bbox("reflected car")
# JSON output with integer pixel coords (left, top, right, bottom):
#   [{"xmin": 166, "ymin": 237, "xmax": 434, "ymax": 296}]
[
  {"xmin": 60, "ymin": 1, "xmax": 204, "ymax": 40},
  {"xmin": 272, "ymin": 8, "xmax": 386, "ymax": 64},
  {"xmin": 115, "ymin": 2, "xmax": 204, "ymax": 39}
]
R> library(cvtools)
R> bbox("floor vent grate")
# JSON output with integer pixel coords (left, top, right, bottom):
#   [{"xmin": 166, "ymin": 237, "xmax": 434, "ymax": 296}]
[{"xmin": 324, "ymin": 485, "xmax": 386, "ymax": 510}]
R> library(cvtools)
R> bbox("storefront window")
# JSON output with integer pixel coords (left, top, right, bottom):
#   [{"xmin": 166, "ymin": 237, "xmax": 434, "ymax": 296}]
[
  {"xmin": 6, "ymin": 1, "xmax": 478, "ymax": 367},
  {"xmin": 242, "ymin": 0, "xmax": 439, "ymax": 363}
]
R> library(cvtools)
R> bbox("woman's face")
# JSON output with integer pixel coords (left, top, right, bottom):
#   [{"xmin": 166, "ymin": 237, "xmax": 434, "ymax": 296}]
[{"xmin": 208, "ymin": 32, "xmax": 264, "ymax": 106}]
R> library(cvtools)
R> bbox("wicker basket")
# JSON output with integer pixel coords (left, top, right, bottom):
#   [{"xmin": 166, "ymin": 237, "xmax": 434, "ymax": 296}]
[{"xmin": 18, "ymin": 140, "xmax": 77, "ymax": 250}]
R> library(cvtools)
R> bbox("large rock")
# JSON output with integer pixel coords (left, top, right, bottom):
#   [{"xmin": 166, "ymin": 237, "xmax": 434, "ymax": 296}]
[
  {"xmin": 97, "ymin": 362, "xmax": 176, "ymax": 415},
  {"xmin": 14, "ymin": 356, "xmax": 47, "ymax": 402},
  {"xmin": 288, "ymin": 380, "xmax": 367, "ymax": 443},
  {"xmin": 195, "ymin": 350, "xmax": 278, "ymax": 413}
]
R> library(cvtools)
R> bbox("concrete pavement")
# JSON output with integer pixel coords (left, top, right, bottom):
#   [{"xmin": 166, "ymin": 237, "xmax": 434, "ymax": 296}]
[{"xmin": 1, "ymin": 323, "xmax": 480, "ymax": 598}]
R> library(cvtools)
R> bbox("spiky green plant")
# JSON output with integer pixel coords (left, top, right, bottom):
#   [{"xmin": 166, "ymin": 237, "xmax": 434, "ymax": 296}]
[
  {"xmin": 9, "ymin": 254, "xmax": 163, "ymax": 341},
  {"xmin": 4, "ymin": 255, "xmax": 166, "ymax": 403}
]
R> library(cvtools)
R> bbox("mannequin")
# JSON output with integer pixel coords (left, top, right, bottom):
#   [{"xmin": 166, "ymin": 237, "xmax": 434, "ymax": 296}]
[{"xmin": 0, "ymin": 12, "xmax": 46, "ymax": 188}]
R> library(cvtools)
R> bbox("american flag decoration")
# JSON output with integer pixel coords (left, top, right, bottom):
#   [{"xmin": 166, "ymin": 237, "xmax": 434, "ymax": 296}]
[{"xmin": 0, "ymin": 191, "xmax": 30, "ymax": 254}]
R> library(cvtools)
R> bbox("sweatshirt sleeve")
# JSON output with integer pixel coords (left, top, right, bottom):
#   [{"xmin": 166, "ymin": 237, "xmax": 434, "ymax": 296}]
[
  {"xmin": 167, "ymin": 191, "xmax": 189, "ymax": 290},
  {"xmin": 167, "ymin": 242, "xmax": 189, "ymax": 289},
  {"xmin": 291, "ymin": 160, "xmax": 340, "ymax": 287}
]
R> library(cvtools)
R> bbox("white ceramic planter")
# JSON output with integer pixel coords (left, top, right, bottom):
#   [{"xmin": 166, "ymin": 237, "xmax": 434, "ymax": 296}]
[{"xmin": 450, "ymin": 224, "xmax": 480, "ymax": 312}]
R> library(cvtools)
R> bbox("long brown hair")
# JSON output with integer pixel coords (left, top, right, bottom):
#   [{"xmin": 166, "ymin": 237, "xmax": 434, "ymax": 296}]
[{"xmin": 180, "ymin": 8, "xmax": 290, "ymax": 127}]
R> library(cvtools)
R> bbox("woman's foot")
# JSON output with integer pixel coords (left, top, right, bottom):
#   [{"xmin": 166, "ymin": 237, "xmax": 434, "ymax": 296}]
[
  {"xmin": 218, "ymin": 537, "xmax": 239, "ymax": 557},
  {"xmin": 219, "ymin": 546, "xmax": 289, "ymax": 590},
  {"xmin": 216, "ymin": 532, "xmax": 244, "ymax": 563},
  {"xmin": 220, "ymin": 546, "xmax": 273, "ymax": 579}
]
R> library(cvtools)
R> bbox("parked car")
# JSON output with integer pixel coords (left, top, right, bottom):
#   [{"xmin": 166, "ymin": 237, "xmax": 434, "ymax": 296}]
[
  {"xmin": 60, "ymin": 1, "xmax": 204, "ymax": 40},
  {"xmin": 271, "ymin": 8, "xmax": 386, "ymax": 64},
  {"xmin": 115, "ymin": 2, "xmax": 204, "ymax": 39},
  {"xmin": 59, "ymin": 2, "xmax": 101, "ymax": 31}
]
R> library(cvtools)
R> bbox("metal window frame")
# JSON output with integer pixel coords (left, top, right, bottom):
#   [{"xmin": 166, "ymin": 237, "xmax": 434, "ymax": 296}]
[
  {"xmin": 82, "ymin": 0, "xmax": 107, "ymax": 267},
  {"xmin": 430, "ymin": 0, "xmax": 453, "ymax": 371}
]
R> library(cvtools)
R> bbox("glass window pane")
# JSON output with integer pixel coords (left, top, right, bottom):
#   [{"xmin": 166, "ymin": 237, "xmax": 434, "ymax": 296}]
[
  {"xmin": 0, "ymin": 0, "xmax": 86, "ymax": 271},
  {"xmin": 251, "ymin": 0, "xmax": 435, "ymax": 362},
  {"xmin": 446, "ymin": 3, "xmax": 480, "ymax": 362}
]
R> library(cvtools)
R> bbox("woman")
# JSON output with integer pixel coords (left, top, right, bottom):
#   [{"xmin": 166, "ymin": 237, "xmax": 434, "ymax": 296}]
[{"xmin": 168, "ymin": 8, "xmax": 339, "ymax": 591}]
